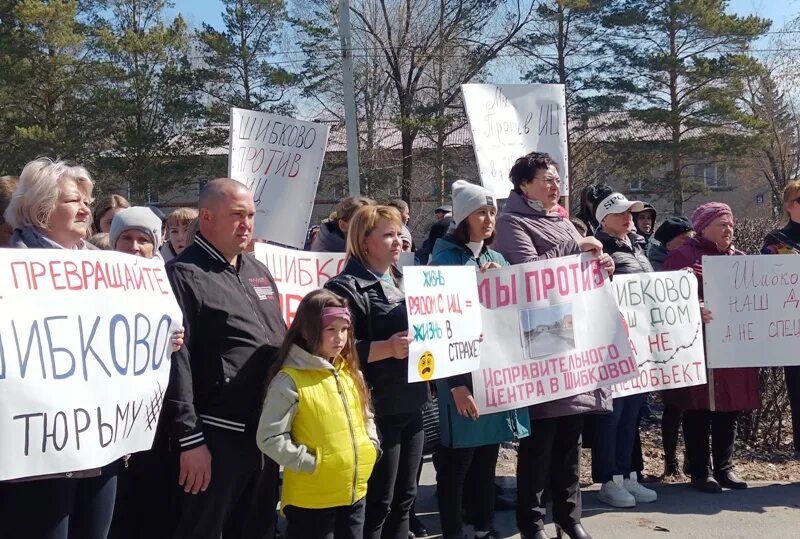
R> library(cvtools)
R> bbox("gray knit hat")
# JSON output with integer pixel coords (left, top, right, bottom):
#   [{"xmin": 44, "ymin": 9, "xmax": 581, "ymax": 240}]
[
  {"xmin": 109, "ymin": 206, "xmax": 163, "ymax": 252},
  {"xmin": 451, "ymin": 180, "xmax": 494, "ymax": 227}
]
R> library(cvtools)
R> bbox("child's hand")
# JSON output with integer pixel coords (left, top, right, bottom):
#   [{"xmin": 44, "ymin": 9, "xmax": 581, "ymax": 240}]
[
  {"xmin": 479, "ymin": 262, "xmax": 501, "ymax": 273},
  {"xmin": 389, "ymin": 331, "xmax": 411, "ymax": 358}
]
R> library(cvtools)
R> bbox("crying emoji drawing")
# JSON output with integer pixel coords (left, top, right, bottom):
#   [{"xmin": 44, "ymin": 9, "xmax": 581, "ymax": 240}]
[{"xmin": 417, "ymin": 352, "xmax": 435, "ymax": 381}]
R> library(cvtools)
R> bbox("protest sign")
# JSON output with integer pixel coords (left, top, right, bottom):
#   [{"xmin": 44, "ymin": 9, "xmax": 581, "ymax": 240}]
[
  {"xmin": 473, "ymin": 254, "xmax": 636, "ymax": 414},
  {"xmin": 228, "ymin": 108, "xmax": 330, "ymax": 249},
  {"xmin": 253, "ymin": 242, "xmax": 346, "ymax": 325},
  {"xmin": 0, "ymin": 250, "xmax": 183, "ymax": 481},
  {"xmin": 609, "ymin": 271, "xmax": 706, "ymax": 397},
  {"xmin": 405, "ymin": 266, "xmax": 482, "ymax": 383},
  {"xmin": 704, "ymin": 254, "xmax": 800, "ymax": 367},
  {"xmin": 462, "ymin": 84, "xmax": 569, "ymax": 199}
]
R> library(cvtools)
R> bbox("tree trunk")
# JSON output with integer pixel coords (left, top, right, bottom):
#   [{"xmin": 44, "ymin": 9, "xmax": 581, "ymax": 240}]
[
  {"xmin": 668, "ymin": 2, "xmax": 683, "ymax": 215},
  {"xmin": 401, "ymin": 125, "xmax": 414, "ymax": 204}
]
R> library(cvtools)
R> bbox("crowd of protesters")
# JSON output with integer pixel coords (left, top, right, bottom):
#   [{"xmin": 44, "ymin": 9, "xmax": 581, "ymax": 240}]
[{"xmin": 0, "ymin": 152, "xmax": 798, "ymax": 539}]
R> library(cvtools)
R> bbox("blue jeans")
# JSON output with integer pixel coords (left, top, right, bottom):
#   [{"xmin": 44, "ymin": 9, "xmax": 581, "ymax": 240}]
[{"xmin": 592, "ymin": 393, "xmax": 648, "ymax": 483}]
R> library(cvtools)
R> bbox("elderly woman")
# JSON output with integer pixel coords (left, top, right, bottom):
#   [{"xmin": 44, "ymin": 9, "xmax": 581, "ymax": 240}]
[
  {"xmin": 663, "ymin": 202, "xmax": 759, "ymax": 493},
  {"xmin": 762, "ymin": 180, "xmax": 800, "ymax": 458},
  {"xmin": 109, "ymin": 206, "xmax": 163, "ymax": 259},
  {"xmin": 325, "ymin": 205, "xmax": 429, "ymax": 539},
  {"xmin": 1, "ymin": 158, "xmax": 117, "ymax": 539},
  {"xmin": 494, "ymin": 152, "xmax": 613, "ymax": 539}
]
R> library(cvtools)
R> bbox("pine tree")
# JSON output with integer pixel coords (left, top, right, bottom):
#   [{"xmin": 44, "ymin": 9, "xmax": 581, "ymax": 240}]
[{"xmin": 604, "ymin": 0, "xmax": 769, "ymax": 215}]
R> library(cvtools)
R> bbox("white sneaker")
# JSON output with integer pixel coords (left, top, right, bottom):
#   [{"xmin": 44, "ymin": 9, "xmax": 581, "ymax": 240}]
[
  {"xmin": 624, "ymin": 472, "xmax": 658, "ymax": 503},
  {"xmin": 598, "ymin": 475, "xmax": 636, "ymax": 507}
]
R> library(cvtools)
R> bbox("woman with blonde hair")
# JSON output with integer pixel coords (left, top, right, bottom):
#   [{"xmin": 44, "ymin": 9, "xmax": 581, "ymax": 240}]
[
  {"xmin": 312, "ymin": 196, "xmax": 376, "ymax": 252},
  {"xmin": 325, "ymin": 205, "xmax": 429, "ymax": 539}
]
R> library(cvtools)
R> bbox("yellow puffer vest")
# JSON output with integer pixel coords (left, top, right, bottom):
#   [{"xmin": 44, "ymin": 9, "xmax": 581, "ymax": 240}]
[{"xmin": 280, "ymin": 359, "xmax": 378, "ymax": 509}]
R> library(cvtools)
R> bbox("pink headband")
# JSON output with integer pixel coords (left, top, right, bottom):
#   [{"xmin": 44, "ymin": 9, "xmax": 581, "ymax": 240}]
[{"xmin": 322, "ymin": 307, "xmax": 351, "ymax": 328}]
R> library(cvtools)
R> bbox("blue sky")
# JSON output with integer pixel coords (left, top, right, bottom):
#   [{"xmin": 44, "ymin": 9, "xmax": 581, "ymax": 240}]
[{"xmin": 170, "ymin": 0, "xmax": 800, "ymax": 34}]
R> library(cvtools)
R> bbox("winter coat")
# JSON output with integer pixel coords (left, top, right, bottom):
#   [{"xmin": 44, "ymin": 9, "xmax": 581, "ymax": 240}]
[
  {"xmin": 662, "ymin": 236, "xmax": 760, "ymax": 412},
  {"xmin": 595, "ymin": 230, "xmax": 653, "ymax": 275},
  {"xmin": 257, "ymin": 344, "xmax": 379, "ymax": 509},
  {"xmin": 494, "ymin": 191, "xmax": 611, "ymax": 419},
  {"xmin": 430, "ymin": 236, "xmax": 531, "ymax": 448},
  {"xmin": 311, "ymin": 220, "xmax": 347, "ymax": 253},
  {"xmin": 647, "ymin": 241, "xmax": 668, "ymax": 271},
  {"xmin": 761, "ymin": 220, "xmax": 800, "ymax": 255},
  {"xmin": 325, "ymin": 257, "xmax": 430, "ymax": 416}
]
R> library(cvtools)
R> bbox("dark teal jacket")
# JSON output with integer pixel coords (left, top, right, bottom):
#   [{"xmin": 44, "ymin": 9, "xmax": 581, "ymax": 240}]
[{"xmin": 430, "ymin": 236, "xmax": 531, "ymax": 448}]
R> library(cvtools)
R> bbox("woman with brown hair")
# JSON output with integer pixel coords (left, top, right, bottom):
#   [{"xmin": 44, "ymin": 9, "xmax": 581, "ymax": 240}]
[{"xmin": 93, "ymin": 193, "xmax": 130, "ymax": 233}]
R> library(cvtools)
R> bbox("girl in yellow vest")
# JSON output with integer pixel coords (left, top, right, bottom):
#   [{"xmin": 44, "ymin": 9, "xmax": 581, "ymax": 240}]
[{"xmin": 257, "ymin": 289, "xmax": 381, "ymax": 539}]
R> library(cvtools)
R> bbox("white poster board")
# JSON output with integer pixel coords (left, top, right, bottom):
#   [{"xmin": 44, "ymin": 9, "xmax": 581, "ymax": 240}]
[
  {"xmin": 609, "ymin": 271, "xmax": 707, "ymax": 397},
  {"xmin": 229, "ymin": 108, "xmax": 330, "ymax": 249},
  {"xmin": 405, "ymin": 266, "xmax": 482, "ymax": 382},
  {"xmin": 704, "ymin": 254, "xmax": 800, "ymax": 367},
  {"xmin": 0, "ymin": 250, "xmax": 183, "ymax": 480},
  {"xmin": 253, "ymin": 242, "xmax": 346, "ymax": 326},
  {"xmin": 473, "ymin": 255, "xmax": 636, "ymax": 414},
  {"xmin": 462, "ymin": 84, "xmax": 569, "ymax": 199}
]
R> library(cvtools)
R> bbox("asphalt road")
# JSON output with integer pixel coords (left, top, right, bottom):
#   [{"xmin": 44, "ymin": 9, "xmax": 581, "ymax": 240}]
[{"xmin": 413, "ymin": 456, "xmax": 800, "ymax": 538}]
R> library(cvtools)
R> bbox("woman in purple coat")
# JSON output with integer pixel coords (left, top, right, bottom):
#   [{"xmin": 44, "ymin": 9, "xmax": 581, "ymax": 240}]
[
  {"xmin": 494, "ymin": 152, "xmax": 614, "ymax": 539},
  {"xmin": 662, "ymin": 202, "xmax": 759, "ymax": 493}
]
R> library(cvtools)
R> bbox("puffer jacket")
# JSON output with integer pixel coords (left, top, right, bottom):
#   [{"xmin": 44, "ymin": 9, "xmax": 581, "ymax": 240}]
[
  {"xmin": 493, "ymin": 193, "xmax": 611, "ymax": 419},
  {"xmin": 647, "ymin": 241, "xmax": 668, "ymax": 271},
  {"xmin": 310, "ymin": 220, "xmax": 346, "ymax": 253},
  {"xmin": 662, "ymin": 236, "xmax": 760, "ymax": 412},
  {"xmin": 257, "ymin": 344, "xmax": 379, "ymax": 509},
  {"xmin": 325, "ymin": 257, "xmax": 430, "ymax": 416},
  {"xmin": 430, "ymin": 236, "xmax": 531, "ymax": 448},
  {"xmin": 595, "ymin": 230, "xmax": 653, "ymax": 275}
]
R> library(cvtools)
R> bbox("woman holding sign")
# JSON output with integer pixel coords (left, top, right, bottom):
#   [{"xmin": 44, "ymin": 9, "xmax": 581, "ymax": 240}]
[
  {"xmin": 590, "ymin": 189, "xmax": 658, "ymax": 508},
  {"xmin": 1, "ymin": 158, "xmax": 119, "ymax": 539},
  {"xmin": 663, "ymin": 202, "xmax": 759, "ymax": 493},
  {"xmin": 761, "ymin": 180, "xmax": 800, "ymax": 459},
  {"xmin": 494, "ymin": 152, "xmax": 613, "ymax": 539},
  {"xmin": 430, "ymin": 180, "xmax": 531, "ymax": 539},
  {"xmin": 325, "ymin": 205, "xmax": 429, "ymax": 539}
]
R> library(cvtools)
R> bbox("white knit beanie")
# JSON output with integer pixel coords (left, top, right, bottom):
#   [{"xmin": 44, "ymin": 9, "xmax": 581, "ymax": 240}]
[
  {"xmin": 451, "ymin": 180, "xmax": 495, "ymax": 227},
  {"xmin": 109, "ymin": 206, "xmax": 163, "ymax": 252}
]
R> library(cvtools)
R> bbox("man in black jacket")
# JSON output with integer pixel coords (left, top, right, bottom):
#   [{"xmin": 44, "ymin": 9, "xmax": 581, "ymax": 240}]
[{"xmin": 166, "ymin": 178, "xmax": 287, "ymax": 538}]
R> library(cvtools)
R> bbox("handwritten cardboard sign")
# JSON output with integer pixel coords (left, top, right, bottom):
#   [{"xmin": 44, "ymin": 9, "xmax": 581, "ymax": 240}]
[
  {"xmin": 473, "ymin": 254, "xmax": 636, "ymax": 414},
  {"xmin": 462, "ymin": 83, "xmax": 569, "ymax": 199},
  {"xmin": 704, "ymin": 254, "xmax": 800, "ymax": 367},
  {"xmin": 609, "ymin": 271, "xmax": 706, "ymax": 397},
  {"xmin": 228, "ymin": 108, "xmax": 330, "ymax": 249},
  {"xmin": 0, "ymin": 250, "xmax": 183, "ymax": 480},
  {"xmin": 405, "ymin": 266, "xmax": 482, "ymax": 383},
  {"xmin": 253, "ymin": 242, "xmax": 346, "ymax": 326}
]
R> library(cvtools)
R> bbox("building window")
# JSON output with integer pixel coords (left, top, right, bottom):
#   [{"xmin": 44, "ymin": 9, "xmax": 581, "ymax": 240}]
[
  {"xmin": 697, "ymin": 163, "xmax": 729, "ymax": 188},
  {"xmin": 629, "ymin": 177, "xmax": 647, "ymax": 192}
]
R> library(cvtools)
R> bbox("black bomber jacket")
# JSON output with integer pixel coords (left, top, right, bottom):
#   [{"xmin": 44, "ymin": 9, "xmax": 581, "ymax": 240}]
[{"xmin": 166, "ymin": 234, "xmax": 287, "ymax": 451}]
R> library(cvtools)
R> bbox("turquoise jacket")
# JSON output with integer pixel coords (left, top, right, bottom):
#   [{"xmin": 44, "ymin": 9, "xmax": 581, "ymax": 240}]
[{"xmin": 430, "ymin": 236, "xmax": 531, "ymax": 448}]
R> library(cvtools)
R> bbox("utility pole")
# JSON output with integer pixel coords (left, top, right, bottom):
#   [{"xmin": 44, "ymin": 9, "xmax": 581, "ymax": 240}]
[{"xmin": 338, "ymin": 0, "xmax": 360, "ymax": 196}]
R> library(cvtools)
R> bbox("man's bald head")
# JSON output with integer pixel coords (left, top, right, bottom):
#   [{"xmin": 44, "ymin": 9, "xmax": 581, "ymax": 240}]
[{"xmin": 199, "ymin": 178, "xmax": 251, "ymax": 211}]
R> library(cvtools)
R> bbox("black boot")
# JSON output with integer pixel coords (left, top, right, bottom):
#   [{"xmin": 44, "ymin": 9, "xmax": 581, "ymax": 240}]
[
  {"xmin": 555, "ymin": 523, "xmax": 592, "ymax": 539},
  {"xmin": 691, "ymin": 475, "xmax": 722, "ymax": 493},
  {"xmin": 409, "ymin": 508, "xmax": 428, "ymax": 537},
  {"xmin": 714, "ymin": 470, "xmax": 748, "ymax": 490},
  {"xmin": 521, "ymin": 531, "xmax": 549, "ymax": 539}
]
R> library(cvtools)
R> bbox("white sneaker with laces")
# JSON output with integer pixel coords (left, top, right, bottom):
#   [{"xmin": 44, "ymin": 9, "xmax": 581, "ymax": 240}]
[
  {"xmin": 624, "ymin": 472, "xmax": 658, "ymax": 502},
  {"xmin": 598, "ymin": 474, "xmax": 636, "ymax": 507}
]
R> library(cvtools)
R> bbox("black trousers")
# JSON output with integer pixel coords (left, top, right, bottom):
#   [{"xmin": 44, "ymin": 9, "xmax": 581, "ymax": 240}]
[
  {"xmin": 284, "ymin": 497, "xmax": 366, "ymax": 539},
  {"xmin": 171, "ymin": 429, "xmax": 279, "ymax": 539},
  {"xmin": 661, "ymin": 403, "xmax": 682, "ymax": 469},
  {"xmin": 436, "ymin": 443, "xmax": 500, "ymax": 538},
  {"xmin": 0, "ymin": 462, "xmax": 119, "ymax": 539},
  {"xmin": 682, "ymin": 410, "xmax": 737, "ymax": 480},
  {"xmin": 365, "ymin": 411, "xmax": 424, "ymax": 539},
  {"xmin": 786, "ymin": 366, "xmax": 800, "ymax": 451},
  {"xmin": 109, "ymin": 433, "xmax": 175, "ymax": 538},
  {"xmin": 516, "ymin": 414, "xmax": 583, "ymax": 535}
]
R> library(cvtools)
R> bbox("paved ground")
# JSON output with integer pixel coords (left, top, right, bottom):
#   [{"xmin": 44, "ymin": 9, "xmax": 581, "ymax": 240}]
[{"xmin": 414, "ymin": 456, "xmax": 800, "ymax": 538}]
